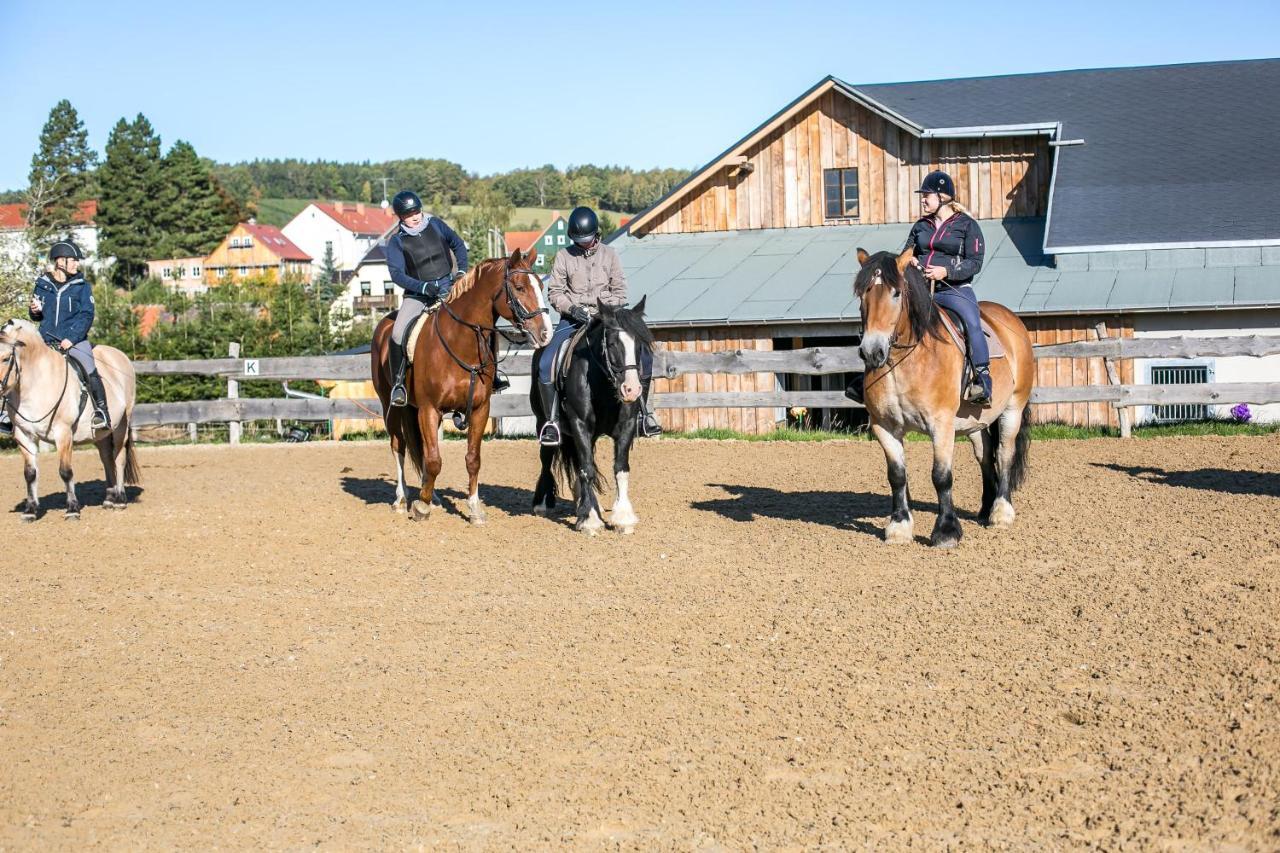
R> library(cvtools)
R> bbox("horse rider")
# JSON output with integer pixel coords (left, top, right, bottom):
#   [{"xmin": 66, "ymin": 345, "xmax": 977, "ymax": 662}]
[
  {"xmin": 845, "ymin": 170, "xmax": 990, "ymax": 406},
  {"xmin": 24, "ymin": 240, "xmax": 112, "ymax": 430},
  {"xmin": 535, "ymin": 206, "xmax": 662, "ymax": 446},
  {"xmin": 384, "ymin": 189, "xmax": 477, "ymax": 407}
]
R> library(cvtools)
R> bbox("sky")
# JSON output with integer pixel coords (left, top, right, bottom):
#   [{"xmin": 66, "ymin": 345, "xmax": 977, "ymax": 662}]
[{"xmin": 1, "ymin": 0, "xmax": 1278, "ymax": 193}]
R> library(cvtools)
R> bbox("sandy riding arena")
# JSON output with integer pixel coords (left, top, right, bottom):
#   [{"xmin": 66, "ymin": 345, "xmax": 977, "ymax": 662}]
[{"xmin": 1, "ymin": 435, "xmax": 1277, "ymax": 848}]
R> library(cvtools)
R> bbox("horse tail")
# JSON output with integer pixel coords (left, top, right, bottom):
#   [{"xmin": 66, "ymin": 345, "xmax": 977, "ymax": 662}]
[
  {"xmin": 1005, "ymin": 403, "xmax": 1032, "ymax": 493},
  {"xmin": 551, "ymin": 436, "xmax": 604, "ymax": 496},
  {"xmin": 123, "ymin": 427, "xmax": 142, "ymax": 486},
  {"xmin": 400, "ymin": 407, "xmax": 424, "ymax": 481}
]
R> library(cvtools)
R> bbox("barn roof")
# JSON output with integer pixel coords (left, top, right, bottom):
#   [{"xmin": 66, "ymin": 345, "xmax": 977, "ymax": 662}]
[
  {"xmin": 611, "ymin": 219, "xmax": 1280, "ymax": 327},
  {"xmin": 620, "ymin": 59, "xmax": 1280, "ymax": 254}
]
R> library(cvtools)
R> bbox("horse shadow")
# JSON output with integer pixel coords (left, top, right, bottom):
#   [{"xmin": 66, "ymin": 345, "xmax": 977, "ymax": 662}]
[
  {"xmin": 9, "ymin": 480, "xmax": 144, "ymax": 519},
  {"xmin": 1092, "ymin": 463, "xmax": 1280, "ymax": 498},
  {"xmin": 692, "ymin": 482, "xmax": 937, "ymax": 541},
  {"xmin": 340, "ymin": 476, "xmax": 536, "ymax": 517}
]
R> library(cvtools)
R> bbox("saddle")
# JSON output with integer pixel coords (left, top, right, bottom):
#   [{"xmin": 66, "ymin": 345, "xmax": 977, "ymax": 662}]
[
  {"xmin": 403, "ymin": 302, "xmax": 442, "ymax": 365},
  {"xmin": 552, "ymin": 323, "xmax": 593, "ymax": 387},
  {"xmin": 937, "ymin": 308, "xmax": 1006, "ymax": 360},
  {"xmin": 54, "ymin": 346, "xmax": 92, "ymax": 428}
]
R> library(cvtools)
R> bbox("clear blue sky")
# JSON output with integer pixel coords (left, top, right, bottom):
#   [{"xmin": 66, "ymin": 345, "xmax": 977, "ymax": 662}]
[{"xmin": 2, "ymin": 0, "xmax": 1277, "ymax": 193}]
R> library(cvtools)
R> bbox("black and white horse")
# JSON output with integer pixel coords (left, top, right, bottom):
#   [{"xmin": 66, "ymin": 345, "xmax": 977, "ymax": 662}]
[{"xmin": 530, "ymin": 298, "xmax": 653, "ymax": 535}]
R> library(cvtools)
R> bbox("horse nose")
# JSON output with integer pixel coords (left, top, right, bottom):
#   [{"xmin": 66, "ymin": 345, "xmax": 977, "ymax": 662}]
[
  {"xmin": 860, "ymin": 336, "xmax": 888, "ymax": 369},
  {"xmin": 622, "ymin": 381, "xmax": 642, "ymax": 402}
]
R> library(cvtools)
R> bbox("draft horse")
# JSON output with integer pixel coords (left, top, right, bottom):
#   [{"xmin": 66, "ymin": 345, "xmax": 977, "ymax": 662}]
[
  {"xmin": 530, "ymin": 297, "xmax": 652, "ymax": 535},
  {"xmin": 855, "ymin": 247, "xmax": 1035, "ymax": 547},
  {"xmin": 1, "ymin": 319, "xmax": 140, "ymax": 520},
  {"xmin": 371, "ymin": 249, "xmax": 553, "ymax": 522}
]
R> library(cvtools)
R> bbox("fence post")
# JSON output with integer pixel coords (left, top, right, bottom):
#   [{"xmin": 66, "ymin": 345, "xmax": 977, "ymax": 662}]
[
  {"xmin": 188, "ymin": 422, "xmax": 197, "ymax": 443},
  {"xmin": 227, "ymin": 341, "xmax": 241, "ymax": 446},
  {"xmin": 1093, "ymin": 322, "xmax": 1132, "ymax": 438}
]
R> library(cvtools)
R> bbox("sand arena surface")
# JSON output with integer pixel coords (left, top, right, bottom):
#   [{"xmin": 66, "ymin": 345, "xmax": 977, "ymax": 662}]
[{"xmin": 0, "ymin": 435, "xmax": 1277, "ymax": 848}]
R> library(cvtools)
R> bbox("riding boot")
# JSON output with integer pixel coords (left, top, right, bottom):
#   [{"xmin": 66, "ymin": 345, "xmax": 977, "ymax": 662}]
[
  {"xmin": 86, "ymin": 371, "xmax": 111, "ymax": 431},
  {"xmin": 0, "ymin": 410, "xmax": 12, "ymax": 436},
  {"xmin": 965, "ymin": 363, "xmax": 993, "ymax": 407},
  {"xmin": 493, "ymin": 370, "xmax": 511, "ymax": 393},
  {"xmin": 636, "ymin": 388, "xmax": 663, "ymax": 437},
  {"xmin": 537, "ymin": 381, "xmax": 561, "ymax": 447},
  {"xmin": 389, "ymin": 340, "xmax": 409, "ymax": 407},
  {"xmin": 843, "ymin": 373, "xmax": 865, "ymax": 404}
]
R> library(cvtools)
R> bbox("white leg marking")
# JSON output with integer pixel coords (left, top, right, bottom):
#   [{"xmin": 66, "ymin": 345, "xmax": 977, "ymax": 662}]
[
  {"xmin": 467, "ymin": 489, "xmax": 487, "ymax": 526},
  {"xmin": 611, "ymin": 470, "xmax": 638, "ymax": 533},
  {"xmin": 392, "ymin": 449, "xmax": 407, "ymax": 512},
  {"xmin": 989, "ymin": 497, "xmax": 1016, "ymax": 528},
  {"xmin": 618, "ymin": 331, "xmax": 642, "ymax": 399}
]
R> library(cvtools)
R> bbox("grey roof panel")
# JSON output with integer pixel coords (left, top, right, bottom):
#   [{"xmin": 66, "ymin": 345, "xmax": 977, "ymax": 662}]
[
  {"xmin": 1044, "ymin": 270, "xmax": 1116, "ymax": 311},
  {"xmin": 677, "ymin": 231, "xmax": 771, "ymax": 279},
  {"xmin": 625, "ymin": 245, "xmax": 714, "ymax": 294},
  {"xmin": 1170, "ymin": 266, "xmax": 1235, "ymax": 307},
  {"xmin": 729, "ymin": 299, "xmax": 808, "ymax": 322},
  {"xmin": 977, "ymin": 258, "xmax": 1036, "ymax": 308},
  {"xmin": 1233, "ymin": 265, "xmax": 1280, "ymax": 305},
  {"xmin": 790, "ymin": 272, "xmax": 858, "ymax": 319},
  {"xmin": 672, "ymin": 253, "xmax": 793, "ymax": 321},
  {"xmin": 1108, "ymin": 270, "xmax": 1174, "ymax": 310}
]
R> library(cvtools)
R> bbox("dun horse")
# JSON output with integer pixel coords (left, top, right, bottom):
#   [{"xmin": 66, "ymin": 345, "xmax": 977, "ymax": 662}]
[
  {"xmin": 0, "ymin": 319, "xmax": 140, "ymax": 520},
  {"xmin": 855, "ymin": 248, "xmax": 1035, "ymax": 547},
  {"xmin": 371, "ymin": 249, "xmax": 553, "ymax": 523}
]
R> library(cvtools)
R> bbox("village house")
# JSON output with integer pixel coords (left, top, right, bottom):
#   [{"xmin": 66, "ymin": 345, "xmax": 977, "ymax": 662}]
[
  {"xmin": 204, "ymin": 221, "xmax": 312, "ymax": 285},
  {"xmin": 282, "ymin": 201, "xmax": 397, "ymax": 276}
]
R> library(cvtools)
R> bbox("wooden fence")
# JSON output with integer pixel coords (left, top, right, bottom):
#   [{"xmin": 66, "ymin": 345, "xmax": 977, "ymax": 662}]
[{"xmin": 129, "ymin": 334, "xmax": 1280, "ymax": 440}]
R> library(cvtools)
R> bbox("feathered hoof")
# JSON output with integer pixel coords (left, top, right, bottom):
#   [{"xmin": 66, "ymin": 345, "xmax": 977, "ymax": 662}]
[
  {"xmin": 989, "ymin": 499, "xmax": 1016, "ymax": 528},
  {"xmin": 21, "ymin": 512, "xmax": 37, "ymax": 524},
  {"xmin": 64, "ymin": 511, "xmax": 80, "ymax": 521},
  {"xmin": 532, "ymin": 504, "xmax": 548, "ymax": 517},
  {"xmin": 409, "ymin": 499, "xmax": 433, "ymax": 521},
  {"xmin": 576, "ymin": 513, "xmax": 605, "ymax": 537},
  {"xmin": 883, "ymin": 518, "xmax": 913, "ymax": 545}
]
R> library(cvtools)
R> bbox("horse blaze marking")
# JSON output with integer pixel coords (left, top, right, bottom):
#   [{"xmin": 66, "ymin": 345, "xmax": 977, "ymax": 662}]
[{"xmin": 243, "ymin": 360, "xmax": 260, "ymax": 376}]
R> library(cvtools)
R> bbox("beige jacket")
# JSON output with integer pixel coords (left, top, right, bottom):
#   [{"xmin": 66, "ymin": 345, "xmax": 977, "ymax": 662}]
[{"xmin": 546, "ymin": 242, "xmax": 627, "ymax": 315}]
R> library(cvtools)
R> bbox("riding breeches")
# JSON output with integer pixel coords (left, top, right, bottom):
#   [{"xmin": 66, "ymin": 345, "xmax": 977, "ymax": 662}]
[
  {"xmin": 391, "ymin": 295, "xmax": 434, "ymax": 346},
  {"xmin": 934, "ymin": 284, "xmax": 989, "ymax": 367},
  {"xmin": 65, "ymin": 340, "xmax": 98, "ymax": 376},
  {"xmin": 537, "ymin": 318, "xmax": 653, "ymax": 385}
]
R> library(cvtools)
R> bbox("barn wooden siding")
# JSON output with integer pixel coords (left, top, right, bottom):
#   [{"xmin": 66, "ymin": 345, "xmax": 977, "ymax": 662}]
[
  {"xmin": 650, "ymin": 328, "xmax": 778, "ymax": 433},
  {"xmin": 1025, "ymin": 316, "xmax": 1135, "ymax": 428},
  {"xmin": 637, "ymin": 90, "xmax": 1051, "ymax": 237}
]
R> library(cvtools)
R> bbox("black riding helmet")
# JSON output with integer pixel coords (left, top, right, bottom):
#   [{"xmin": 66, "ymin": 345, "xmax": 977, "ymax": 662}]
[
  {"xmin": 49, "ymin": 240, "xmax": 85, "ymax": 262},
  {"xmin": 915, "ymin": 170, "xmax": 956, "ymax": 198},
  {"xmin": 567, "ymin": 206, "xmax": 599, "ymax": 244},
  {"xmin": 391, "ymin": 190, "xmax": 423, "ymax": 218}
]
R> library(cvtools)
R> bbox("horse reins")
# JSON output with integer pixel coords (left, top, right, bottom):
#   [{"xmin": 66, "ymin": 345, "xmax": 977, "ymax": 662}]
[{"xmin": 0, "ymin": 341, "xmax": 74, "ymax": 428}]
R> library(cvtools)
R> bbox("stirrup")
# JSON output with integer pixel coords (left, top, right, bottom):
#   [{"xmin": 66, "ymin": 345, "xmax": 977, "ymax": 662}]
[
  {"xmin": 638, "ymin": 410, "xmax": 663, "ymax": 438},
  {"xmin": 389, "ymin": 383, "xmax": 408, "ymax": 407},
  {"xmin": 538, "ymin": 421, "xmax": 561, "ymax": 447},
  {"xmin": 964, "ymin": 367, "xmax": 992, "ymax": 406},
  {"xmin": 0, "ymin": 412, "xmax": 13, "ymax": 436},
  {"xmin": 91, "ymin": 409, "xmax": 111, "ymax": 430},
  {"xmin": 492, "ymin": 372, "xmax": 511, "ymax": 393}
]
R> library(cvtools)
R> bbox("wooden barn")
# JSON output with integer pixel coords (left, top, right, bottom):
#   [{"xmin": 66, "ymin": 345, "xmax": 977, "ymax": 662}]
[{"xmin": 609, "ymin": 59, "xmax": 1280, "ymax": 431}]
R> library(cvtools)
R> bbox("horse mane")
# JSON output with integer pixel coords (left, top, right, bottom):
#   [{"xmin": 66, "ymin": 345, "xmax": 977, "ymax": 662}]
[
  {"xmin": 442, "ymin": 261, "xmax": 491, "ymax": 303},
  {"xmin": 609, "ymin": 305, "xmax": 654, "ymax": 347},
  {"xmin": 854, "ymin": 251, "xmax": 944, "ymax": 343},
  {"xmin": 1, "ymin": 318, "xmax": 40, "ymax": 346}
]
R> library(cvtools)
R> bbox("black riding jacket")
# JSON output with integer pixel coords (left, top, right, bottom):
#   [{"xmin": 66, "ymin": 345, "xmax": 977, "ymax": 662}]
[{"xmin": 904, "ymin": 212, "xmax": 985, "ymax": 287}]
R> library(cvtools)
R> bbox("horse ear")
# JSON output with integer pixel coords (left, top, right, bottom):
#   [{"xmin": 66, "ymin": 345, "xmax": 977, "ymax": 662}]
[
  {"xmin": 856, "ymin": 248, "xmax": 870, "ymax": 267},
  {"xmin": 633, "ymin": 295, "xmax": 647, "ymax": 316},
  {"xmin": 596, "ymin": 298, "xmax": 614, "ymax": 316},
  {"xmin": 525, "ymin": 248, "xmax": 537, "ymax": 267},
  {"xmin": 510, "ymin": 248, "xmax": 523, "ymax": 264},
  {"xmin": 896, "ymin": 246, "xmax": 914, "ymax": 272}
]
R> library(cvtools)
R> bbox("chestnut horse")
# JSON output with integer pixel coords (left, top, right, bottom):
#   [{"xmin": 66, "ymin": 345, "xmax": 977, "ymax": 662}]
[
  {"xmin": 371, "ymin": 249, "xmax": 553, "ymax": 522},
  {"xmin": 855, "ymin": 247, "xmax": 1035, "ymax": 547}
]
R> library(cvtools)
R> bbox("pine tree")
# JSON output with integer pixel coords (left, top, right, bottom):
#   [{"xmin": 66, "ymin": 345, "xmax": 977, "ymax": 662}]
[
  {"xmin": 98, "ymin": 114, "xmax": 164, "ymax": 285},
  {"xmin": 26, "ymin": 100, "xmax": 98, "ymax": 255},
  {"xmin": 157, "ymin": 140, "xmax": 236, "ymax": 258},
  {"xmin": 317, "ymin": 243, "xmax": 339, "ymax": 301}
]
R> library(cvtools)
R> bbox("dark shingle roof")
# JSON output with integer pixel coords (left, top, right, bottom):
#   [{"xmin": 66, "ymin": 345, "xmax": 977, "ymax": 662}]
[{"xmin": 849, "ymin": 59, "xmax": 1280, "ymax": 251}]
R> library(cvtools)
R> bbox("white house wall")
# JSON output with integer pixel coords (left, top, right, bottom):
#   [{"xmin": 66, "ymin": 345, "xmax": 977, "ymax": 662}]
[
  {"xmin": 282, "ymin": 205, "xmax": 381, "ymax": 274},
  {"xmin": 1132, "ymin": 308, "xmax": 1280, "ymax": 423}
]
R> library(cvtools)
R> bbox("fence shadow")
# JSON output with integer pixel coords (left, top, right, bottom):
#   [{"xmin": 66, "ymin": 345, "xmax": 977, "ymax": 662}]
[
  {"xmin": 692, "ymin": 482, "xmax": 939, "ymax": 540},
  {"xmin": 1093, "ymin": 463, "xmax": 1280, "ymax": 498}
]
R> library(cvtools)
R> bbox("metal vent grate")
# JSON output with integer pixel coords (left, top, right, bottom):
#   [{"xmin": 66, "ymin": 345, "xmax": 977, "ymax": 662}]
[{"xmin": 1150, "ymin": 364, "xmax": 1210, "ymax": 422}]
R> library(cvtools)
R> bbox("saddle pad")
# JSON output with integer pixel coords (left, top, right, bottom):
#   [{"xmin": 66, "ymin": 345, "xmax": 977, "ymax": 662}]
[
  {"xmin": 404, "ymin": 302, "xmax": 442, "ymax": 364},
  {"xmin": 938, "ymin": 309, "xmax": 1006, "ymax": 359},
  {"xmin": 554, "ymin": 323, "xmax": 593, "ymax": 385}
]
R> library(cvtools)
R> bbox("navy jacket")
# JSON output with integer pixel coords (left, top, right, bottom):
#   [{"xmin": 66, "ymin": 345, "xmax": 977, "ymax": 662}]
[
  {"xmin": 385, "ymin": 217, "xmax": 468, "ymax": 299},
  {"xmin": 904, "ymin": 213, "xmax": 986, "ymax": 286},
  {"xmin": 30, "ymin": 272, "xmax": 94, "ymax": 344}
]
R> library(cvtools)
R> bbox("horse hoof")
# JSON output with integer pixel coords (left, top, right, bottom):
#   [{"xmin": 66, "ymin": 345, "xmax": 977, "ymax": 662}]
[
  {"xmin": 989, "ymin": 499, "xmax": 1016, "ymax": 528},
  {"xmin": 614, "ymin": 524, "xmax": 636, "ymax": 535},
  {"xmin": 469, "ymin": 511, "xmax": 487, "ymax": 526},
  {"xmin": 883, "ymin": 519, "xmax": 913, "ymax": 545},
  {"xmin": 532, "ymin": 504, "xmax": 547, "ymax": 517},
  {"xmin": 409, "ymin": 499, "xmax": 432, "ymax": 521},
  {"xmin": 21, "ymin": 513, "xmax": 36, "ymax": 524},
  {"xmin": 65, "ymin": 511, "xmax": 80, "ymax": 521},
  {"xmin": 931, "ymin": 534, "xmax": 961, "ymax": 549}
]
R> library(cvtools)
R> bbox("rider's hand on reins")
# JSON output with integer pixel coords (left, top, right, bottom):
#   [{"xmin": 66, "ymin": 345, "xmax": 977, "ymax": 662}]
[{"xmin": 60, "ymin": 339, "xmax": 73, "ymax": 351}]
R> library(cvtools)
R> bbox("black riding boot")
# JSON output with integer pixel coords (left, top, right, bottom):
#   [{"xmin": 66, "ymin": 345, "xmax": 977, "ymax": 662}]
[
  {"xmin": 637, "ymin": 388, "xmax": 663, "ymax": 437},
  {"xmin": 965, "ymin": 363, "xmax": 993, "ymax": 407},
  {"xmin": 843, "ymin": 373, "xmax": 865, "ymax": 404},
  {"xmin": 86, "ymin": 371, "xmax": 111, "ymax": 430},
  {"xmin": 0, "ymin": 410, "xmax": 12, "ymax": 436},
  {"xmin": 493, "ymin": 370, "xmax": 511, "ymax": 393},
  {"xmin": 389, "ymin": 340, "xmax": 409, "ymax": 407},
  {"xmin": 537, "ymin": 381, "xmax": 561, "ymax": 447}
]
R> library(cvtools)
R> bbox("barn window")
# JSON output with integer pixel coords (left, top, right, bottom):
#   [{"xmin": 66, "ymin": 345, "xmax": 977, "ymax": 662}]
[
  {"xmin": 824, "ymin": 168, "xmax": 859, "ymax": 218},
  {"xmin": 1149, "ymin": 363, "xmax": 1212, "ymax": 423}
]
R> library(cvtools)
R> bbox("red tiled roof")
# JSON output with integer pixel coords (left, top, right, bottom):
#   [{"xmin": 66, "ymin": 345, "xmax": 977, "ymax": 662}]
[
  {"xmin": 504, "ymin": 230, "xmax": 542, "ymax": 254},
  {"xmin": 242, "ymin": 221, "xmax": 312, "ymax": 261},
  {"xmin": 135, "ymin": 305, "xmax": 164, "ymax": 338},
  {"xmin": 314, "ymin": 201, "xmax": 398, "ymax": 236},
  {"xmin": 0, "ymin": 199, "xmax": 97, "ymax": 229}
]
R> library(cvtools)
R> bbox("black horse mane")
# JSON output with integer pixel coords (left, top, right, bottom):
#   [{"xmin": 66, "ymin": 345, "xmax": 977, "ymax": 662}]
[
  {"xmin": 602, "ymin": 305, "xmax": 655, "ymax": 348},
  {"xmin": 854, "ymin": 250, "xmax": 944, "ymax": 343}
]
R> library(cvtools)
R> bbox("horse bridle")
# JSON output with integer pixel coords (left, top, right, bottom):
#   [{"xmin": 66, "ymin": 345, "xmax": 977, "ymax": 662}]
[
  {"xmin": 499, "ymin": 261, "xmax": 549, "ymax": 340},
  {"xmin": 596, "ymin": 321, "xmax": 645, "ymax": 393},
  {"xmin": 0, "ymin": 339, "xmax": 73, "ymax": 426}
]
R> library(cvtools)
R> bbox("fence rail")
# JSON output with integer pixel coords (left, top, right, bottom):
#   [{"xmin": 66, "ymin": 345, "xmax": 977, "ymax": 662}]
[{"xmin": 127, "ymin": 334, "xmax": 1280, "ymax": 436}]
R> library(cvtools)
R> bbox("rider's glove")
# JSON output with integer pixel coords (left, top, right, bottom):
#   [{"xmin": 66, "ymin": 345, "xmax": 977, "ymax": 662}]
[{"xmin": 567, "ymin": 305, "xmax": 591, "ymax": 325}]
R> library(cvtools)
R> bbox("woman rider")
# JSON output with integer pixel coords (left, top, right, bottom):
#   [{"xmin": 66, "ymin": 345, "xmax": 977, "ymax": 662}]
[
  {"xmin": 27, "ymin": 240, "xmax": 112, "ymax": 430},
  {"xmin": 845, "ymin": 170, "xmax": 990, "ymax": 406},
  {"xmin": 535, "ymin": 206, "xmax": 662, "ymax": 446},
  {"xmin": 383, "ymin": 189, "xmax": 469, "ymax": 407}
]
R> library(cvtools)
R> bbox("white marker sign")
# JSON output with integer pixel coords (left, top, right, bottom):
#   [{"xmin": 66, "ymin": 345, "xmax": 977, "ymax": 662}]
[{"xmin": 243, "ymin": 359, "xmax": 260, "ymax": 376}]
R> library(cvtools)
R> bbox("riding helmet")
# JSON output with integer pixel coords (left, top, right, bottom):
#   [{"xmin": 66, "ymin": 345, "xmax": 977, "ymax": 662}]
[
  {"xmin": 567, "ymin": 206, "xmax": 599, "ymax": 244},
  {"xmin": 391, "ymin": 190, "xmax": 423, "ymax": 218},
  {"xmin": 48, "ymin": 240, "xmax": 85, "ymax": 261},
  {"xmin": 915, "ymin": 170, "xmax": 956, "ymax": 198}
]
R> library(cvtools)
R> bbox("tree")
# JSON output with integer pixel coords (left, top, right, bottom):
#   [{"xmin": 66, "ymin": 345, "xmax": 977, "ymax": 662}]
[
  {"xmin": 316, "ymin": 242, "xmax": 339, "ymax": 300},
  {"xmin": 98, "ymin": 114, "xmax": 164, "ymax": 285},
  {"xmin": 453, "ymin": 184, "xmax": 512, "ymax": 262},
  {"xmin": 157, "ymin": 140, "xmax": 237, "ymax": 258},
  {"xmin": 26, "ymin": 100, "xmax": 98, "ymax": 256}
]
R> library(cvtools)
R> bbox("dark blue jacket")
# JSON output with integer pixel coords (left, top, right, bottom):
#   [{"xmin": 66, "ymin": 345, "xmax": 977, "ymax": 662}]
[
  {"xmin": 904, "ymin": 213, "xmax": 985, "ymax": 286},
  {"xmin": 385, "ymin": 217, "xmax": 468, "ymax": 299},
  {"xmin": 30, "ymin": 272, "xmax": 94, "ymax": 344}
]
